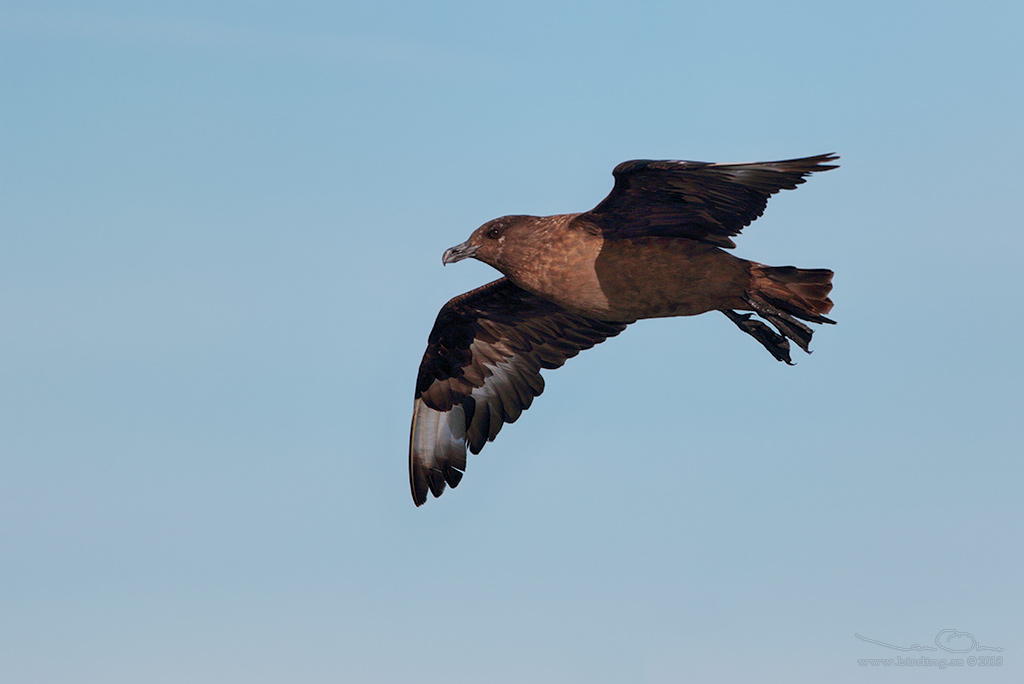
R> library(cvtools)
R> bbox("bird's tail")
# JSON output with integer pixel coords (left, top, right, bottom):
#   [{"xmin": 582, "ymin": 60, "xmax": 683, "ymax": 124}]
[{"xmin": 723, "ymin": 265, "xmax": 835, "ymax": 364}]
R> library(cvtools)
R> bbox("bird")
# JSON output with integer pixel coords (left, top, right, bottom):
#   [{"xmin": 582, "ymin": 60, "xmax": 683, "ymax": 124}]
[{"xmin": 410, "ymin": 153, "xmax": 838, "ymax": 506}]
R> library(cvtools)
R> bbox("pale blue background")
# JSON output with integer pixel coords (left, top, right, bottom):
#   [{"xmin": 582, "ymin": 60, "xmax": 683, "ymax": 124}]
[{"xmin": 3, "ymin": 2, "xmax": 1022, "ymax": 682}]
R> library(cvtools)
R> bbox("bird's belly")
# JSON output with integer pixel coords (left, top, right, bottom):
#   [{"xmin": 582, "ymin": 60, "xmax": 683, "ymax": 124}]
[{"xmin": 583, "ymin": 238, "xmax": 751, "ymax": 321}]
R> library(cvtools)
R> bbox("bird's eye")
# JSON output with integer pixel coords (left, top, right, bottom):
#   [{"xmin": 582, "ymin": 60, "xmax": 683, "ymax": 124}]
[{"xmin": 487, "ymin": 227, "xmax": 501, "ymax": 239}]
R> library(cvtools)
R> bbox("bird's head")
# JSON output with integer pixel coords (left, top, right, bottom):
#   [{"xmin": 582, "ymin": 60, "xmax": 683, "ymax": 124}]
[{"xmin": 442, "ymin": 215, "xmax": 533, "ymax": 270}]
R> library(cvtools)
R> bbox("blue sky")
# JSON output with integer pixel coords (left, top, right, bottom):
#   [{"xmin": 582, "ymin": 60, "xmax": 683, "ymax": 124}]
[{"xmin": 3, "ymin": 2, "xmax": 1022, "ymax": 682}]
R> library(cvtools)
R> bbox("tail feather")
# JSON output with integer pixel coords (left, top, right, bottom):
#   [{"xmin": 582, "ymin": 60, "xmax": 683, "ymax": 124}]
[
  {"xmin": 756, "ymin": 265, "xmax": 834, "ymax": 319},
  {"xmin": 724, "ymin": 264, "xmax": 836, "ymax": 363}
]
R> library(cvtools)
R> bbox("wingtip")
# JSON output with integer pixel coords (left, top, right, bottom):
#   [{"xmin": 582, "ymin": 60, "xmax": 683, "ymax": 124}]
[
  {"xmin": 409, "ymin": 398, "xmax": 469, "ymax": 507},
  {"xmin": 410, "ymin": 464, "xmax": 464, "ymax": 506},
  {"xmin": 809, "ymin": 152, "xmax": 840, "ymax": 170}
]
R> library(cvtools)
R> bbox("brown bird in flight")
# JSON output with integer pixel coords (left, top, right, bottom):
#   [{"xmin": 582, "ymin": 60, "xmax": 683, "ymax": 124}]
[{"xmin": 411, "ymin": 154, "xmax": 838, "ymax": 505}]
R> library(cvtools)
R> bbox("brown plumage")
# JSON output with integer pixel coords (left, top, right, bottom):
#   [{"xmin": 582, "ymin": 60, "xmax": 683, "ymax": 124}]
[{"xmin": 411, "ymin": 154, "xmax": 838, "ymax": 505}]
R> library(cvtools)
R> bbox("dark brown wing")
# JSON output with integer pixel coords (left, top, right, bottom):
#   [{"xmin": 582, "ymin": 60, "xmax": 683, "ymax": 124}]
[
  {"xmin": 410, "ymin": 278, "xmax": 628, "ymax": 506},
  {"xmin": 581, "ymin": 153, "xmax": 839, "ymax": 248}
]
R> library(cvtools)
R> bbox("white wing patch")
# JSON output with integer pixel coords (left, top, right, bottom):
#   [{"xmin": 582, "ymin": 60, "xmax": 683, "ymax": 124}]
[
  {"xmin": 409, "ymin": 398, "xmax": 467, "ymax": 501},
  {"xmin": 410, "ymin": 354, "xmax": 541, "ymax": 503},
  {"xmin": 464, "ymin": 355, "xmax": 541, "ymax": 451}
]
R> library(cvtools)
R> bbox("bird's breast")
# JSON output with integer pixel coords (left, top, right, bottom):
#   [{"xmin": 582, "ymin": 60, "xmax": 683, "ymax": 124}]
[{"xmin": 507, "ymin": 227, "xmax": 615, "ymax": 319}]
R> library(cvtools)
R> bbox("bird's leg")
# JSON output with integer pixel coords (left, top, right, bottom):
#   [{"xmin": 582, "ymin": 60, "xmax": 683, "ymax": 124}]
[
  {"xmin": 744, "ymin": 294, "xmax": 815, "ymax": 352},
  {"xmin": 721, "ymin": 309, "xmax": 793, "ymax": 364}
]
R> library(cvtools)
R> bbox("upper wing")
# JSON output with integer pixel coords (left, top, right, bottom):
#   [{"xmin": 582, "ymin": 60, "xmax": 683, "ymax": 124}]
[
  {"xmin": 580, "ymin": 153, "xmax": 839, "ymax": 248},
  {"xmin": 410, "ymin": 278, "xmax": 628, "ymax": 506}
]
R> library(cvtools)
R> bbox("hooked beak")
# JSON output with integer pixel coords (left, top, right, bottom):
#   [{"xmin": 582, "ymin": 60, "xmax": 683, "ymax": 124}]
[{"xmin": 442, "ymin": 240, "xmax": 479, "ymax": 266}]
